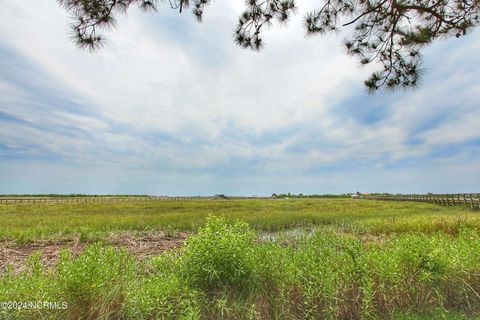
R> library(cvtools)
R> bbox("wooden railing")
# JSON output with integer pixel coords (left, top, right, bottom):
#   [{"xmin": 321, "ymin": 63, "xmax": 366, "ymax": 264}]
[
  {"xmin": 0, "ymin": 197, "xmax": 151, "ymax": 204},
  {"xmin": 368, "ymin": 193, "xmax": 480, "ymax": 210},
  {"xmin": 0, "ymin": 195, "xmax": 271, "ymax": 204}
]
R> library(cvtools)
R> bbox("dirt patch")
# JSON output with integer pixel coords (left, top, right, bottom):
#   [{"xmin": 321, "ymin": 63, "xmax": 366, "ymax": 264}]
[
  {"xmin": 0, "ymin": 231, "xmax": 189, "ymax": 275},
  {"xmin": 0, "ymin": 239, "xmax": 84, "ymax": 274},
  {"xmin": 108, "ymin": 231, "xmax": 189, "ymax": 258}
]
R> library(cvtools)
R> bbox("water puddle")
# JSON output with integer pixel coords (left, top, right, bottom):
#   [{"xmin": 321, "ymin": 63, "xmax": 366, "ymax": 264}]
[{"xmin": 259, "ymin": 227, "xmax": 317, "ymax": 242}]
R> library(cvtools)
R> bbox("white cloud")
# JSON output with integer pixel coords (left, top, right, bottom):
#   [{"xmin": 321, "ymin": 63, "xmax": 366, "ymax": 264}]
[
  {"xmin": 419, "ymin": 110, "xmax": 480, "ymax": 145},
  {"xmin": 0, "ymin": 0, "xmax": 479, "ymax": 193}
]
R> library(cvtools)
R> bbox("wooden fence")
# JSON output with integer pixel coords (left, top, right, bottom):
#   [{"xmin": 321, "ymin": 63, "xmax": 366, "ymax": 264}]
[
  {"xmin": 368, "ymin": 193, "xmax": 480, "ymax": 210},
  {"xmin": 0, "ymin": 197, "xmax": 152, "ymax": 204},
  {"xmin": 0, "ymin": 196, "xmax": 269, "ymax": 204}
]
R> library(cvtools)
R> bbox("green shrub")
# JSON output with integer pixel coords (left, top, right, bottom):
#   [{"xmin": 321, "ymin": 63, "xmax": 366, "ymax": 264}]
[{"xmin": 177, "ymin": 215, "xmax": 256, "ymax": 293}]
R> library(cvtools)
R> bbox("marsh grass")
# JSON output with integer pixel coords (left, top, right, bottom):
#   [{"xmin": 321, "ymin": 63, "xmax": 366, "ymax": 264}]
[
  {"xmin": 1, "ymin": 199, "xmax": 479, "ymax": 243},
  {"xmin": 2, "ymin": 200, "xmax": 480, "ymax": 319},
  {"xmin": 2, "ymin": 216, "xmax": 480, "ymax": 319}
]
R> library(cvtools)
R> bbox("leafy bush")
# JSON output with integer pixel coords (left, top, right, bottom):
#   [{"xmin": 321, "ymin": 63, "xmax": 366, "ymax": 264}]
[{"xmin": 177, "ymin": 215, "xmax": 256, "ymax": 293}]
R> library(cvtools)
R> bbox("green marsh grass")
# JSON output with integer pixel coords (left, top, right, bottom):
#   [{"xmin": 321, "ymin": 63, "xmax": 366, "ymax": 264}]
[
  {"xmin": 0, "ymin": 198, "xmax": 479, "ymax": 242},
  {"xmin": 1, "ymin": 216, "xmax": 480, "ymax": 319},
  {"xmin": 1, "ymin": 200, "xmax": 480, "ymax": 319}
]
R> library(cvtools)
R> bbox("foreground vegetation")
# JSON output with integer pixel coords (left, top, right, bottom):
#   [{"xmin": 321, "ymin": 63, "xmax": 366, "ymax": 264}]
[
  {"xmin": 1, "ymin": 198, "xmax": 479, "ymax": 242},
  {"xmin": 1, "ymin": 199, "xmax": 480, "ymax": 319},
  {"xmin": 1, "ymin": 216, "xmax": 480, "ymax": 319}
]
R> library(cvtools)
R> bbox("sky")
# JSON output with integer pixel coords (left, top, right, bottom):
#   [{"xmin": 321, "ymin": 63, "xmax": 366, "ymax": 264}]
[{"xmin": 0, "ymin": 0, "xmax": 479, "ymax": 196}]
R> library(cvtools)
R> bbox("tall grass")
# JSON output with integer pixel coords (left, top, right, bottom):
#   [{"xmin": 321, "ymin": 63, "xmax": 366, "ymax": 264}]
[
  {"xmin": 1, "ymin": 199, "xmax": 479, "ymax": 242},
  {"xmin": 2, "ymin": 216, "xmax": 479, "ymax": 319}
]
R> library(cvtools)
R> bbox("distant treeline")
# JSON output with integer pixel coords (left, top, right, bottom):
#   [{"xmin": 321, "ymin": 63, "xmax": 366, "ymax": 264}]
[
  {"xmin": 0, "ymin": 194, "xmax": 149, "ymax": 198},
  {"xmin": 272, "ymin": 193, "xmax": 350, "ymax": 198}
]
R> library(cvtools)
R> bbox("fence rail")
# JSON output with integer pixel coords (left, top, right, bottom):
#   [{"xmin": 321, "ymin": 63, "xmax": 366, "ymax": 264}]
[
  {"xmin": 368, "ymin": 193, "xmax": 480, "ymax": 210},
  {"xmin": 0, "ymin": 196, "xmax": 270, "ymax": 204},
  {"xmin": 0, "ymin": 197, "xmax": 153, "ymax": 204}
]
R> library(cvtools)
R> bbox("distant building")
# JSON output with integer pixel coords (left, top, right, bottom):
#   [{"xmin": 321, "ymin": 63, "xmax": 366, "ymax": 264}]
[
  {"xmin": 212, "ymin": 194, "xmax": 229, "ymax": 199},
  {"xmin": 351, "ymin": 191, "xmax": 369, "ymax": 199}
]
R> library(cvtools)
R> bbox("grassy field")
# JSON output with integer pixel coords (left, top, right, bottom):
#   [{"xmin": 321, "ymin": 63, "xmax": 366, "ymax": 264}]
[
  {"xmin": 1, "ymin": 199, "xmax": 480, "ymax": 319},
  {"xmin": 1, "ymin": 198, "xmax": 479, "ymax": 242}
]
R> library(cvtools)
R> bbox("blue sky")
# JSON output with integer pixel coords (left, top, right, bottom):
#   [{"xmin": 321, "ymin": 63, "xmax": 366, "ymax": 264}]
[{"xmin": 0, "ymin": 0, "xmax": 479, "ymax": 195}]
